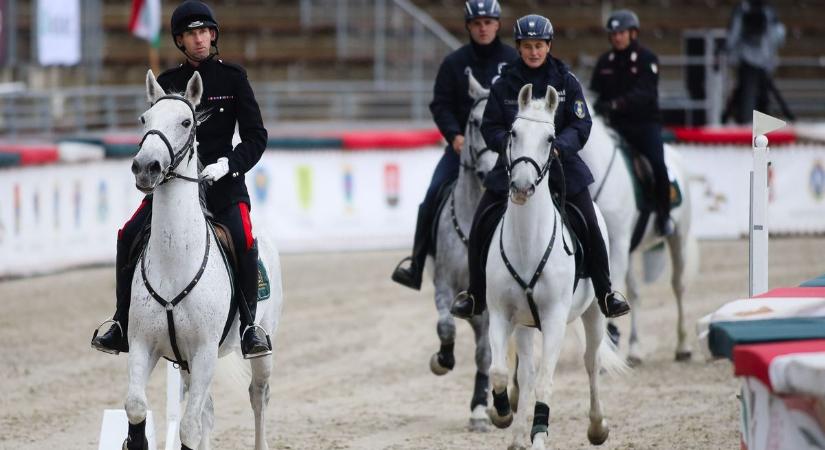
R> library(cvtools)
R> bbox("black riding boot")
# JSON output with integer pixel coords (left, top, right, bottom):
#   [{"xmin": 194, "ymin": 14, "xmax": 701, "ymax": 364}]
[
  {"xmin": 569, "ymin": 189, "xmax": 630, "ymax": 319},
  {"xmin": 655, "ymin": 182, "xmax": 673, "ymax": 236},
  {"xmin": 391, "ymin": 205, "xmax": 432, "ymax": 290},
  {"xmin": 91, "ymin": 236, "xmax": 137, "ymax": 354},
  {"xmin": 451, "ymin": 191, "xmax": 507, "ymax": 319},
  {"xmin": 239, "ymin": 241, "xmax": 272, "ymax": 359}
]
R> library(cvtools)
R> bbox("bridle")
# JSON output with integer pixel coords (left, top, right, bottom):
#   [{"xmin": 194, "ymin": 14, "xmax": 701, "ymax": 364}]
[
  {"xmin": 137, "ymin": 95, "xmax": 200, "ymax": 189},
  {"xmin": 506, "ymin": 114, "xmax": 557, "ymax": 193},
  {"xmin": 460, "ymin": 96, "xmax": 495, "ymax": 174}
]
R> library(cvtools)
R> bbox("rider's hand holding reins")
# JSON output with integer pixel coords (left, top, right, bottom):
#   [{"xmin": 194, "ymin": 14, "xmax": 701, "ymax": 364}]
[
  {"xmin": 452, "ymin": 134, "xmax": 465, "ymax": 154},
  {"xmin": 200, "ymin": 157, "xmax": 229, "ymax": 184}
]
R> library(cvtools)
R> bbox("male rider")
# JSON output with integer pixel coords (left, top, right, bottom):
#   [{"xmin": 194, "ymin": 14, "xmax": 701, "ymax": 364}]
[
  {"xmin": 391, "ymin": 0, "xmax": 517, "ymax": 290},
  {"xmin": 91, "ymin": 0, "xmax": 271, "ymax": 359}
]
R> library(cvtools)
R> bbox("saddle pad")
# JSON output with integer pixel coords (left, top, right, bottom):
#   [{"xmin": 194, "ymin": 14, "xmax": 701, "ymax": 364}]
[
  {"xmin": 708, "ymin": 316, "xmax": 825, "ymax": 360},
  {"xmin": 733, "ymin": 339, "xmax": 825, "ymax": 393},
  {"xmin": 801, "ymin": 274, "xmax": 825, "ymax": 288},
  {"xmin": 257, "ymin": 258, "xmax": 270, "ymax": 301}
]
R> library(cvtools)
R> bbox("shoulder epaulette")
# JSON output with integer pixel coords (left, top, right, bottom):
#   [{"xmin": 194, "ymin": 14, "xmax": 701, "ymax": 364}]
[{"xmin": 217, "ymin": 59, "xmax": 247, "ymax": 76}]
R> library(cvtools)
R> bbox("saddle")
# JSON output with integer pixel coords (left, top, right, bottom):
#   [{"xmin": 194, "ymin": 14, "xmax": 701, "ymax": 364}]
[{"xmin": 429, "ymin": 179, "xmax": 459, "ymax": 257}]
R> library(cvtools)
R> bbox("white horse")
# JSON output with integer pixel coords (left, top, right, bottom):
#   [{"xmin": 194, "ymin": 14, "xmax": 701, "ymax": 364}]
[
  {"xmin": 485, "ymin": 84, "xmax": 626, "ymax": 450},
  {"xmin": 581, "ymin": 114, "xmax": 698, "ymax": 365},
  {"xmin": 122, "ymin": 70, "xmax": 283, "ymax": 450},
  {"xmin": 428, "ymin": 72, "xmax": 498, "ymax": 431}
]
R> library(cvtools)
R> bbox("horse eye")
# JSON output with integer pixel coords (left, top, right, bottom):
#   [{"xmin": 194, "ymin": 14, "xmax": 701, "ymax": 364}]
[
  {"xmin": 182, "ymin": 119, "xmax": 192, "ymax": 128},
  {"xmin": 510, "ymin": 130, "xmax": 517, "ymax": 138},
  {"xmin": 139, "ymin": 115, "xmax": 145, "ymax": 125}
]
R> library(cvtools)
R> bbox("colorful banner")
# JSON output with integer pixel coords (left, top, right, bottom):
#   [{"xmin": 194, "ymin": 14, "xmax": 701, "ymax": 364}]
[{"xmin": 37, "ymin": 0, "xmax": 81, "ymax": 66}]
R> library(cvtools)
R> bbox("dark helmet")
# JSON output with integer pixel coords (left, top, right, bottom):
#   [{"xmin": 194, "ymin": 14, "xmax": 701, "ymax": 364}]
[
  {"xmin": 605, "ymin": 10, "xmax": 640, "ymax": 33},
  {"xmin": 464, "ymin": 0, "xmax": 502, "ymax": 22},
  {"xmin": 513, "ymin": 14, "xmax": 553, "ymax": 42},
  {"xmin": 171, "ymin": 1, "xmax": 219, "ymax": 49}
]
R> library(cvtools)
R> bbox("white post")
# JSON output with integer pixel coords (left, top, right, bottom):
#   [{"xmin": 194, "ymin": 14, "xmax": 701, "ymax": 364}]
[
  {"xmin": 749, "ymin": 111, "xmax": 786, "ymax": 297},
  {"xmin": 749, "ymin": 134, "xmax": 770, "ymax": 297},
  {"xmin": 165, "ymin": 362, "xmax": 182, "ymax": 450}
]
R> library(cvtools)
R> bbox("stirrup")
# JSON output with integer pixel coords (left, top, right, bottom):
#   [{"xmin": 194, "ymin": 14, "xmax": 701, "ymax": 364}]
[
  {"xmin": 392, "ymin": 256, "xmax": 413, "ymax": 273},
  {"xmin": 241, "ymin": 324, "xmax": 272, "ymax": 360},
  {"xmin": 451, "ymin": 291, "xmax": 476, "ymax": 319},
  {"xmin": 601, "ymin": 291, "xmax": 630, "ymax": 318},
  {"xmin": 91, "ymin": 319, "xmax": 123, "ymax": 355}
]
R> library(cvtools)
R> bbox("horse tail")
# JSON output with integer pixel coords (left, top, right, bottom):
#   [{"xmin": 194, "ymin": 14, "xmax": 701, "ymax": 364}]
[
  {"xmin": 216, "ymin": 351, "xmax": 253, "ymax": 394},
  {"xmin": 598, "ymin": 333, "xmax": 629, "ymax": 377}
]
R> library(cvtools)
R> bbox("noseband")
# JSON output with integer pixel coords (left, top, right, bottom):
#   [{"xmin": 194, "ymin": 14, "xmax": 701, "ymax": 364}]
[
  {"xmin": 506, "ymin": 114, "xmax": 557, "ymax": 191},
  {"xmin": 138, "ymin": 95, "xmax": 199, "ymax": 187}
]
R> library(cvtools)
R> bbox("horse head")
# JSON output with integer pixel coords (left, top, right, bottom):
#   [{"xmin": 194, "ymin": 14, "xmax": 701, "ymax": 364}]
[
  {"xmin": 508, "ymin": 83, "xmax": 558, "ymax": 205},
  {"xmin": 132, "ymin": 70, "xmax": 203, "ymax": 193},
  {"xmin": 464, "ymin": 71, "xmax": 497, "ymax": 180}
]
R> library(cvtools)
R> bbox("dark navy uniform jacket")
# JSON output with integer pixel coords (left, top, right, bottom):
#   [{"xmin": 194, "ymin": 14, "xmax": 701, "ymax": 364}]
[
  {"xmin": 158, "ymin": 57, "xmax": 268, "ymax": 213},
  {"xmin": 590, "ymin": 41, "xmax": 661, "ymax": 126},
  {"xmin": 430, "ymin": 37, "xmax": 518, "ymax": 144},
  {"xmin": 481, "ymin": 57, "xmax": 594, "ymax": 196}
]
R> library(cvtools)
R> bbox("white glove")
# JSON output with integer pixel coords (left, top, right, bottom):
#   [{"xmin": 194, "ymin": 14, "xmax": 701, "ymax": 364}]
[{"xmin": 200, "ymin": 157, "xmax": 229, "ymax": 184}]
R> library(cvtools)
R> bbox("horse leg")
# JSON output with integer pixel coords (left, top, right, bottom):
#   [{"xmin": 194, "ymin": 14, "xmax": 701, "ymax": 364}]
[
  {"xmin": 530, "ymin": 313, "xmax": 567, "ymax": 450},
  {"xmin": 249, "ymin": 354, "xmax": 273, "ymax": 450},
  {"xmin": 668, "ymin": 232, "xmax": 692, "ymax": 361},
  {"xmin": 430, "ymin": 282, "xmax": 457, "ymax": 375},
  {"xmin": 197, "ymin": 393, "xmax": 214, "ymax": 450},
  {"xmin": 509, "ymin": 326, "xmax": 535, "ymax": 450},
  {"xmin": 124, "ymin": 344, "xmax": 160, "ymax": 450},
  {"xmin": 179, "ymin": 350, "xmax": 218, "ymax": 450},
  {"xmin": 468, "ymin": 312, "xmax": 491, "ymax": 432},
  {"xmin": 582, "ymin": 303, "xmax": 610, "ymax": 445},
  {"xmin": 625, "ymin": 266, "xmax": 643, "ymax": 367},
  {"xmin": 487, "ymin": 309, "xmax": 514, "ymax": 429}
]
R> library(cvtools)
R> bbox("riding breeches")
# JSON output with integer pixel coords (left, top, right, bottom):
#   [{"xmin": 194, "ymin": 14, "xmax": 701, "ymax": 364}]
[{"xmin": 617, "ymin": 122, "xmax": 670, "ymax": 223}]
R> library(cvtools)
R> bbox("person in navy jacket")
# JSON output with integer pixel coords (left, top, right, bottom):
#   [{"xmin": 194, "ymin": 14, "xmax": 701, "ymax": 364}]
[
  {"xmin": 451, "ymin": 14, "xmax": 630, "ymax": 319},
  {"xmin": 391, "ymin": 0, "xmax": 517, "ymax": 290}
]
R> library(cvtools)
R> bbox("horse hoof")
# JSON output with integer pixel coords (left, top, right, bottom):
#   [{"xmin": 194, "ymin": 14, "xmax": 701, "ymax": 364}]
[
  {"xmin": 468, "ymin": 416, "xmax": 490, "ymax": 432},
  {"xmin": 122, "ymin": 436, "xmax": 149, "ymax": 450},
  {"xmin": 587, "ymin": 421, "xmax": 610, "ymax": 445},
  {"xmin": 429, "ymin": 352, "xmax": 452, "ymax": 376},
  {"xmin": 508, "ymin": 443, "xmax": 529, "ymax": 450},
  {"xmin": 675, "ymin": 350, "xmax": 692, "ymax": 362},
  {"xmin": 509, "ymin": 385, "xmax": 520, "ymax": 413},
  {"xmin": 487, "ymin": 407, "xmax": 514, "ymax": 429},
  {"xmin": 626, "ymin": 355, "xmax": 643, "ymax": 367}
]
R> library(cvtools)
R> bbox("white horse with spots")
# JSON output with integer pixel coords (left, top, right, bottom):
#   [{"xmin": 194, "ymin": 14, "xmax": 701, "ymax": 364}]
[
  {"xmin": 428, "ymin": 72, "xmax": 498, "ymax": 431},
  {"xmin": 122, "ymin": 70, "xmax": 282, "ymax": 450},
  {"xmin": 581, "ymin": 114, "xmax": 698, "ymax": 365},
  {"xmin": 484, "ymin": 84, "xmax": 626, "ymax": 450}
]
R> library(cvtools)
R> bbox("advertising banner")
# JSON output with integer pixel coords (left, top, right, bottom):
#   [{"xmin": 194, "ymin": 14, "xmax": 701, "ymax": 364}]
[{"xmin": 37, "ymin": 0, "xmax": 81, "ymax": 66}]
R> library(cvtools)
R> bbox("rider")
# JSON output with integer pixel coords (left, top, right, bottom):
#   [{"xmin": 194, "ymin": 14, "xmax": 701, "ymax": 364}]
[
  {"xmin": 451, "ymin": 14, "xmax": 630, "ymax": 319},
  {"xmin": 590, "ymin": 9, "xmax": 672, "ymax": 236},
  {"xmin": 91, "ymin": 0, "xmax": 272, "ymax": 359},
  {"xmin": 391, "ymin": 0, "xmax": 517, "ymax": 290}
]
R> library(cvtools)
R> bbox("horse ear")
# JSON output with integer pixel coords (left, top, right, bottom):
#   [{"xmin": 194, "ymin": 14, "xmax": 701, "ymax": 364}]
[
  {"xmin": 185, "ymin": 72, "xmax": 203, "ymax": 107},
  {"xmin": 518, "ymin": 84, "xmax": 533, "ymax": 111},
  {"xmin": 467, "ymin": 71, "xmax": 487, "ymax": 101},
  {"xmin": 545, "ymin": 85, "xmax": 559, "ymax": 115},
  {"xmin": 146, "ymin": 70, "xmax": 165, "ymax": 104}
]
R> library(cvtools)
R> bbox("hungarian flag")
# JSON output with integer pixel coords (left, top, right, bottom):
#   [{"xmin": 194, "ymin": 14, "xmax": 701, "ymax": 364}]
[{"xmin": 128, "ymin": 0, "xmax": 161, "ymax": 48}]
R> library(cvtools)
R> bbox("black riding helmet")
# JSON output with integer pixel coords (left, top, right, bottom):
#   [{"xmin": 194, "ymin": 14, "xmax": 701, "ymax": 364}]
[
  {"xmin": 170, "ymin": 1, "xmax": 219, "ymax": 53},
  {"xmin": 464, "ymin": 0, "xmax": 502, "ymax": 22},
  {"xmin": 513, "ymin": 14, "xmax": 554, "ymax": 42},
  {"xmin": 605, "ymin": 9, "xmax": 640, "ymax": 33}
]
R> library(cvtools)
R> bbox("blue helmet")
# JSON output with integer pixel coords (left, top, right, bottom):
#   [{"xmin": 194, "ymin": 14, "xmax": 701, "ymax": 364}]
[
  {"xmin": 605, "ymin": 10, "xmax": 640, "ymax": 32},
  {"xmin": 464, "ymin": 0, "xmax": 502, "ymax": 22},
  {"xmin": 513, "ymin": 14, "xmax": 553, "ymax": 42}
]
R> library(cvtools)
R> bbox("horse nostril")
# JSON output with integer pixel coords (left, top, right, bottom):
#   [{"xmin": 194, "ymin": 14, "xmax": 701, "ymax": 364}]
[
  {"xmin": 131, "ymin": 160, "xmax": 140, "ymax": 175},
  {"xmin": 510, "ymin": 181, "xmax": 517, "ymax": 191},
  {"xmin": 476, "ymin": 170, "xmax": 485, "ymax": 180},
  {"xmin": 149, "ymin": 160, "xmax": 161, "ymax": 175}
]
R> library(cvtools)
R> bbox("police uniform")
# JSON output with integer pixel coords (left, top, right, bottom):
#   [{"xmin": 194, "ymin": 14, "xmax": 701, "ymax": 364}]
[
  {"xmin": 590, "ymin": 40, "xmax": 671, "ymax": 232},
  {"xmin": 103, "ymin": 56, "xmax": 268, "ymax": 353},
  {"xmin": 392, "ymin": 36, "xmax": 516, "ymax": 290},
  {"xmin": 458, "ymin": 56, "xmax": 616, "ymax": 315}
]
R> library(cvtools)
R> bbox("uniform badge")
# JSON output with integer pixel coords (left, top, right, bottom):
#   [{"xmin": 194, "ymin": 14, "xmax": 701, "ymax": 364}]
[
  {"xmin": 574, "ymin": 100, "xmax": 586, "ymax": 119},
  {"xmin": 651, "ymin": 63, "xmax": 658, "ymax": 74}
]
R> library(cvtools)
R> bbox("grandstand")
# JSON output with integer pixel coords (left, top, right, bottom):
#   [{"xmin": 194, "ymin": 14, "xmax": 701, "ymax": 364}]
[{"xmin": 0, "ymin": 0, "xmax": 823, "ymax": 134}]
